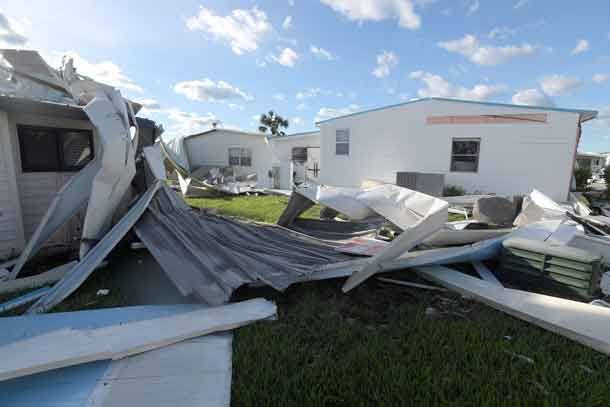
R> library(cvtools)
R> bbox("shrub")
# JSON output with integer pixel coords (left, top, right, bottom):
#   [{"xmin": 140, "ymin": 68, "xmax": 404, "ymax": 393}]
[
  {"xmin": 574, "ymin": 167, "xmax": 592, "ymax": 191},
  {"xmin": 443, "ymin": 185, "xmax": 466, "ymax": 197}
]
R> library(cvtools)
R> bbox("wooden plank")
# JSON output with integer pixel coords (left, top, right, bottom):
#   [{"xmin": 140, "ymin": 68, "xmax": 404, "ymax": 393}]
[
  {"xmin": 416, "ymin": 265, "xmax": 610, "ymax": 356},
  {"xmin": 0, "ymin": 298, "xmax": 276, "ymax": 382},
  {"xmin": 472, "ymin": 261, "xmax": 503, "ymax": 287}
]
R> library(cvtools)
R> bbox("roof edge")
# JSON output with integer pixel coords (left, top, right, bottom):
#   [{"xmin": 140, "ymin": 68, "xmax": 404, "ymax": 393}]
[
  {"xmin": 315, "ymin": 97, "xmax": 598, "ymax": 125},
  {"xmin": 185, "ymin": 128, "xmax": 268, "ymax": 140}
]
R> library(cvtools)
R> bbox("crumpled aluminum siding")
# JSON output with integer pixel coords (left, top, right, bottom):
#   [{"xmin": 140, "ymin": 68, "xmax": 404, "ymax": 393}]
[{"xmin": 134, "ymin": 185, "xmax": 349, "ymax": 305}]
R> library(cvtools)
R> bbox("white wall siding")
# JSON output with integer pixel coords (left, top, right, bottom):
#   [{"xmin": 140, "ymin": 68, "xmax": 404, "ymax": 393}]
[
  {"xmin": 185, "ymin": 130, "xmax": 274, "ymax": 188},
  {"xmin": 9, "ymin": 112, "xmax": 94, "ymax": 250},
  {"xmin": 319, "ymin": 100, "xmax": 579, "ymax": 201},
  {"xmin": 0, "ymin": 111, "xmax": 25, "ymax": 260},
  {"xmin": 271, "ymin": 133, "xmax": 320, "ymax": 189}
]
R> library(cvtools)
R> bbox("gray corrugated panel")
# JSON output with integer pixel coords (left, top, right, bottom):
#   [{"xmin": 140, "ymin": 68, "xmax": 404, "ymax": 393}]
[
  {"xmin": 26, "ymin": 181, "xmax": 162, "ymax": 314},
  {"xmin": 135, "ymin": 186, "xmax": 348, "ymax": 305}
]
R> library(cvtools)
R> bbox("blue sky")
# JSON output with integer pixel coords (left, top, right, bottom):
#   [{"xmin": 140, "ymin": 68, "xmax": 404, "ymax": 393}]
[{"xmin": 1, "ymin": 0, "xmax": 609, "ymax": 151}]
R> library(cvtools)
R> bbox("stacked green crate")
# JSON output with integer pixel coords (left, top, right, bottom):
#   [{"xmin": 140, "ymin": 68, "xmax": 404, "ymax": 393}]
[{"xmin": 501, "ymin": 237, "xmax": 603, "ymax": 299}]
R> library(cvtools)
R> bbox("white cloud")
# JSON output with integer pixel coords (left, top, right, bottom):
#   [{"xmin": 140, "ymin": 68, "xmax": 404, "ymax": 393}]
[
  {"xmin": 593, "ymin": 73, "xmax": 609, "ymax": 83},
  {"xmin": 372, "ymin": 50, "xmax": 398, "ymax": 78},
  {"xmin": 271, "ymin": 47, "xmax": 299, "ymax": 67},
  {"xmin": 408, "ymin": 70, "xmax": 506, "ymax": 101},
  {"xmin": 273, "ymin": 93, "xmax": 286, "ymax": 101},
  {"xmin": 228, "ymin": 103, "xmax": 244, "ymax": 110},
  {"xmin": 0, "ymin": 11, "xmax": 27, "ymax": 46},
  {"xmin": 540, "ymin": 74, "xmax": 584, "ymax": 96},
  {"xmin": 292, "ymin": 117, "xmax": 304, "ymax": 126},
  {"xmin": 173, "ymin": 79, "xmax": 253, "ymax": 102},
  {"xmin": 186, "ymin": 6, "xmax": 272, "ymax": 55},
  {"xmin": 511, "ymin": 88, "xmax": 554, "ymax": 107},
  {"xmin": 513, "ymin": 0, "xmax": 528, "ymax": 9},
  {"xmin": 134, "ymin": 98, "xmax": 161, "ymax": 114},
  {"xmin": 438, "ymin": 34, "xmax": 536, "ymax": 65},
  {"xmin": 51, "ymin": 51, "xmax": 142, "ymax": 92},
  {"xmin": 320, "ymin": 0, "xmax": 421, "ymax": 30},
  {"xmin": 296, "ymin": 88, "xmax": 321, "ymax": 100},
  {"xmin": 282, "ymin": 16, "xmax": 293, "ymax": 30},
  {"xmin": 466, "ymin": 0, "xmax": 479, "ymax": 16},
  {"xmin": 488, "ymin": 26, "xmax": 518, "ymax": 40},
  {"xmin": 165, "ymin": 109, "xmax": 218, "ymax": 135},
  {"xmin": 311, "ymin": 45, "xmax": 335, "ymax": 60},
  {"xmin": 571, "ymin": 39, "xmax": 589, "ymax": 55},
  {"xmin": 315, "ymin": 104, "xmax": 360, "ymax": 122}
]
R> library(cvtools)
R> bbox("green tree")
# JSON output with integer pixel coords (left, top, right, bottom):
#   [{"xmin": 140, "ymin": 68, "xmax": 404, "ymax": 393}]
[
  {"xmin": 574, "ymin": 167, "xmax": 592, "ymax": 191},
  {"xmin": 258, "ymin": 111, "xmax": 289, "ymax": 136}
]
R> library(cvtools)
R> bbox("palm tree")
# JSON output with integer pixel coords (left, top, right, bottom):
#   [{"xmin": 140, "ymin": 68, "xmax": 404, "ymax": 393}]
[{"xmin": 258, "ymin": 110, "xmax": 289, "ymax": 136}]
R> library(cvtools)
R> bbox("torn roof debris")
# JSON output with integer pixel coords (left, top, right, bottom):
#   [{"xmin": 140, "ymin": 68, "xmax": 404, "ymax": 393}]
[{"xmin": 1, "ymin": 47, "xmax": 610, "ymax": 405}]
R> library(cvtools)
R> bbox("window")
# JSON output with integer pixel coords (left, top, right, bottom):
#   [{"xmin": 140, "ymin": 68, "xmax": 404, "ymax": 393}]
[
  {"xmin": 228, "ymin": 147, "xmax": 252, "ymax": 167},
  {"xmin": 292, "ymin": 147, "xmax": 307, "ymax": 163},
  {"xmin": 18, "ymin": 125, "xmax": 94, "ymax": 173},
  {"xmin": 450, "ymin": 138, "xmax": 480, "ymax": 172},
  {"xmin": 336, "ymin": 129, "xmax": 349, "ymax": 156}
]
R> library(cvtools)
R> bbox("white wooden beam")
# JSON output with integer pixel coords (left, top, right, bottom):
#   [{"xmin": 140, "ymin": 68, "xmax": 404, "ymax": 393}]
[
  {"xmin": 416, "ymin": 265, "xmax": 610, "ymax": 356},
  {"xmin": 0, "ymin": 298, "xmax": 276, "ymax": 382}
]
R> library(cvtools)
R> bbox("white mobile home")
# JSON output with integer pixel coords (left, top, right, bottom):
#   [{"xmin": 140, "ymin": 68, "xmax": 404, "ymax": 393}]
[
  {"xmin": 182, "ymin": 128, "xmax": 274, "ymax": 189},
  {"xmin": 317, "ymin": 98, "xmax": 597, "ymax": 202},
  {"xmin": 576, "ymin": 152, "xmax": 607, "ymax": 174},
  {"xmin": 0, "ymin": 97, "xmax": 97, "ymax": 261},
  {"xmin": 271, "ymin": 131, "xmax": 321, "ymax": 189}
]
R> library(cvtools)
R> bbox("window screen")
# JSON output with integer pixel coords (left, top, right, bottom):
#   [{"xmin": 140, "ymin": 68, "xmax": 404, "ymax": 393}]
[
  {"xmin": 18, "ymin": 125, "xmax": 94, "ymax": 173},
  {"xmin": 228, "ymin": 147, "xmax": 252, "ymax": 167},
  {"xmin": 240, "ymin": 148, "xmax": 252, "ymax": 167},
  {"xmin": 292, "ymin": 147, "xmax": 307, "ymax": 163},
  {"xmin": 450, "ymin": 138, "xmax": 480, "ymax": 172},
  {"xmin": 228, "ymin": 148, "xmax": 241, "ymax": 166},
  {"xmin": 61, "ymin": 131, "xmax": 93, "ymax": 170},
  {"xmin": 336, "ymin": 129, "xmax": 349, "ymax": 156},
  {"xmin": 18, "ymin": 126, "xmax": 60, "ymax": 172}
]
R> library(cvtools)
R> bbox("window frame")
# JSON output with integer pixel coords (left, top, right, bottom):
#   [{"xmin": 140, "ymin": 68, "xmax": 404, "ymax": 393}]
[
  {"xmin": 450, "ymin": 138, "xmax": 480, "ymax": 173},
  {"xmin": 227, "ymin": 146, "xmax": 253, "ymax": 167},
  {"xmin": 335, "ymin": 129, "xmax": 350, "ymax": 156},
  {"xmin": 17, "ymin": 124, "xmax": 94, "ymax": 173}
]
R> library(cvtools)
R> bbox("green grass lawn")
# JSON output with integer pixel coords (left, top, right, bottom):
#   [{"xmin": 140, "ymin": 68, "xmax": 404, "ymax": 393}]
[
  {"xmin": 186, "ymin": 192, "xmax": 610, "ymax": 406},
  {"xmin": 187, "ymin": 189, "xmax": 323, "ymax": 223}
]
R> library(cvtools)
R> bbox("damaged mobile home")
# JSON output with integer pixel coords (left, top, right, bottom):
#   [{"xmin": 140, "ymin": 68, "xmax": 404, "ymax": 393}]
[
  {"xmin": 162, "ymin": 128, "xmax": 321, "ymax": 195},
  {"xmin": 2, "ymin": 47, "xmax": 610, "ymax": 406}
]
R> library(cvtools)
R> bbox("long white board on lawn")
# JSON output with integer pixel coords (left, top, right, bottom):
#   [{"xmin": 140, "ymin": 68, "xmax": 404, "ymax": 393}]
[
  {"xmin": 416, "ymin": 265, "xmax": 610, "ymax": 356},
  {"xmin": 0, "ymin": 298, "xmax": 276, "ymax": 382}
]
